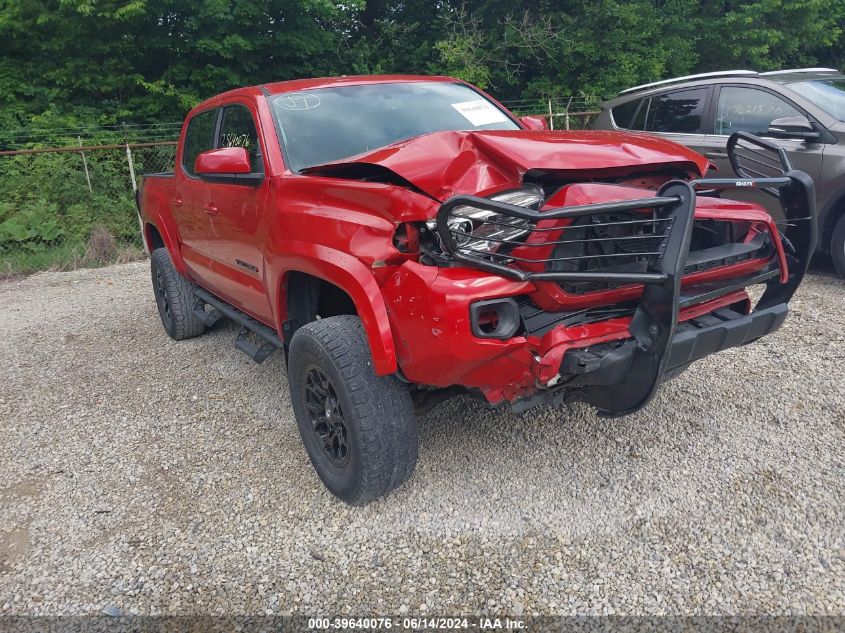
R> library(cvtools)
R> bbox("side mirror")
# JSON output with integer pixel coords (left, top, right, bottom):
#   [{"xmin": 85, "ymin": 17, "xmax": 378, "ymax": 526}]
[
  {"xmin": 195, "ymin": 147, "xmax": 262, "ymax": 185},
  {"xmin": 519, "ymin": 115, "xmax": 548, "ymax": 132},
  {"xmin": 767, "ymin": 116, "xmax": 821, "ymax": 142},
  {"xmin": 195, "ymin": 147, "xmax": 251, "ymax": 175}
]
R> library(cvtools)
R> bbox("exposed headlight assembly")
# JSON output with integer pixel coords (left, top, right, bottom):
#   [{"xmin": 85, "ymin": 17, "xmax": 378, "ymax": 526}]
[{"xmin": 428, "ymin": 185, "xmax": 545, "ymax": 253}]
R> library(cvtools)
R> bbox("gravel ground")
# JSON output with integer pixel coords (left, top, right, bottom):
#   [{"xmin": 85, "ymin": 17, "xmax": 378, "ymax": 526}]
[{"xmin": 0, "ymin": 260, "xmax": 844, "ymax": 617}]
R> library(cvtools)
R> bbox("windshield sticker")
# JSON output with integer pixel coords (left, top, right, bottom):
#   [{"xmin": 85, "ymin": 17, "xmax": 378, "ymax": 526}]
[
  {"xmin": 451, "ymin": 99, "xmax": 509, "ymax": 126},
  {"xmin": 275, "ymin": 94, "xmax": 321, "ymax": 111}
]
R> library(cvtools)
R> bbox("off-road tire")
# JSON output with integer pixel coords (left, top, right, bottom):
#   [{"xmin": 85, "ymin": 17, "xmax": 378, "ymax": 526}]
[
  {"xmin": 150, "ymin": 247, "xmax": 205, "ymax": 341},
  {"xmin": 831, "ymin": 214, "xmax": 845, "ymax": 279},
  {"xmin": 288, "ymin": 315, "xmax": 417, "ymax": 505}
]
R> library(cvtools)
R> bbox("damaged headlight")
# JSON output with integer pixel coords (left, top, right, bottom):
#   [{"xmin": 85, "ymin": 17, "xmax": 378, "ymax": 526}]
[{"xmin": 428, "ymin": 185, "xmax": 545, "ymax": 253}]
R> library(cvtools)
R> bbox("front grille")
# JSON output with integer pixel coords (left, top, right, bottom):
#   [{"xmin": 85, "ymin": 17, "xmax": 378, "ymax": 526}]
[
  {"xmin": 550, "ymin": 215, "xmax": 772, "ymax": 295},
  {"xmin": 444, "ymin": 208, "xmax": 770, "ymax": 296},
  {"xmin": 436, "ymin": 181, "xmax": 774, "ymax": 295},
  {"xmin": 547, "ymin": 212, "xmax": 671, "ymax": 294}
]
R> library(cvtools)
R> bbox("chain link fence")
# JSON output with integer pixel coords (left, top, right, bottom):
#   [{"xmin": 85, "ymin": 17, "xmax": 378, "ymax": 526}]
[
  {"xmin": 0, "ymin": 141, "xmax": 176, "ymax": 278},
  {"xmin": 0, "ymin": 96, "xmax": 602, "ymax": 278},
  {"xmin": 500, "ymin": 97, "xmax": 601, "ymax": 129}
]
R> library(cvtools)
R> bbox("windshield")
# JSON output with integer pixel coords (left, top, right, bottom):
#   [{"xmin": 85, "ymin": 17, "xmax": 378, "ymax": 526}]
[
  {"xmin": 787, "ymin": 79, "xmax": 845, "ymax": 121},
  {"xmin": 270, "ymin": 81, "xmax": 520, "ymax": 172}
]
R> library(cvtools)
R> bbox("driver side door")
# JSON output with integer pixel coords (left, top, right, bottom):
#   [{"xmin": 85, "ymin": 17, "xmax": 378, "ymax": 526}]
[{"xmin": 202, "ymin": 103, "xmax": 273, "ymax": 323}]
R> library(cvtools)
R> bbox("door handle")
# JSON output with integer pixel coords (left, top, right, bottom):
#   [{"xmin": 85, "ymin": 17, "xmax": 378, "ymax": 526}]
[
  {"xmin": 704, "ymin": 152, "xmax": 728, "ymax": 159},
  {"xmin": 204, "ymin": 203, "xmax": 218, "ymax": 216},
  {"xmin": 173, "ymin": 197, "xmax": 183, "ymax": 207}
]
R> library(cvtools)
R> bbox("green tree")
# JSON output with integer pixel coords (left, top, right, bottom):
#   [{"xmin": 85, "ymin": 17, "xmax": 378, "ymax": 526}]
[
  {"xmin": 696, "ymin": 0, "xmax": 845, "ymax": 71},
  {"xmin": 0, "ymin": 0, "xmax": 843, "ymax": 134}
]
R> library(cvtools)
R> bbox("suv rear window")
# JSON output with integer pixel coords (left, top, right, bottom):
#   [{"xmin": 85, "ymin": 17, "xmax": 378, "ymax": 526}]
[
  {"xmin": 611, "ymin": 100, "xmax": 640, "ymax": 128},
  {"xmin": 182, "ymin": 109, "xmax": 217, "ymax": 175},
  {"xmin": 629, "ymin": 88, "xmax": 708, "ymax": 134}
]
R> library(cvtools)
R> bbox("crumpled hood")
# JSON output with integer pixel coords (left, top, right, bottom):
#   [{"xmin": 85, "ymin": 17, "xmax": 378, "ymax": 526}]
[{"xmin": 302, "ymin": 129, "xmax": 711, "ymax": 201}]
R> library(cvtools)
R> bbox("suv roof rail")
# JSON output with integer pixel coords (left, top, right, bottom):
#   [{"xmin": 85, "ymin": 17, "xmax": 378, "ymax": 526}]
[
  {"xmin": 760, "ymin": 67, "xmax": 839, "ymax": 76},
  {"xmin": 618, "ymin": 70, "xmax": 759, "ymax": 96}
]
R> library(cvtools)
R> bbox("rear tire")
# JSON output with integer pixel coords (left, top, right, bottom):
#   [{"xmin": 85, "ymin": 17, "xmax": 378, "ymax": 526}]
[
  {"xmin": 150, "ymin": 247, "xmax": 205, "ymax": 340},
  {"xmin": 831, "ymin": 214, "xmax": 845, "ymax": 279},
  {"xmin": 288, "ymin": 315, "xmax": 417, "ymax": 505}
]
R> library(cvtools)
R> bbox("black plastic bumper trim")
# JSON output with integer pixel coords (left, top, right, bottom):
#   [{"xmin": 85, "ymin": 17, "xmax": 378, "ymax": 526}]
[
  {"xmin": 558, "ymin": 303, "xmax": 787, "ymax": 398},
  {"xmin": 684, "ymin": 232, "xmax": 768, "ymax": 268},
  {"xmin": 665, "ymin": 303, "xmax": 787, "ymax": 372}
]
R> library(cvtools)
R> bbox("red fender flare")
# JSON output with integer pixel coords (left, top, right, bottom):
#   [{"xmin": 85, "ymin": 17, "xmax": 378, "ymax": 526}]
[{"xmin": 268, "ymin": 242, "xmax": 397, "ymax": 376}]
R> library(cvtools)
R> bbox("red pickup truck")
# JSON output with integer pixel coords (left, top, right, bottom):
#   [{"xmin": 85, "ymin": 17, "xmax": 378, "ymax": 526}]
[{"xmin": 138, "ymin": 75, "xmax": 815, "ymax": 504}]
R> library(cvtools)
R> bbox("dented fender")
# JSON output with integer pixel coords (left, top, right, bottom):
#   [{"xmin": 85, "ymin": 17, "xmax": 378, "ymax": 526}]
[{"xmin": 382, "ymin": 261, "xmax": 537, "ymax": 401}]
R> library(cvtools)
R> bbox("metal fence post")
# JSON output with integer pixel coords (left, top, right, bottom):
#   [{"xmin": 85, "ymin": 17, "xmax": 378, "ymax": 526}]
[
  {"xmin": 125, "ymin": 143, "xmax": 137, "ymax": 193},
  {"xmin": 565, "ymin": 96, "xmax": 573, "ymax": 130},
  {"xmin": 78, "ymin": 136, "xmax": 92, "ymax": 193},
  {"xmin": 548, "ymin": 99, "xmax": 554, "ymax": 131}
]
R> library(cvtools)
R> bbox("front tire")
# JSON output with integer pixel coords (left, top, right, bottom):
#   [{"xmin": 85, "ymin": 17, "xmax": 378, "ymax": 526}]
[
  {"xmin": 150, "ymin": 247, "xmax": 205, "ymax": 340},
  {"xmin": 288, "ymin": 315, "xmax": 417, "ymax": 505},
  {"xmin": 831, "ymin": 214, "xmax": 845, "ymax": 279}
]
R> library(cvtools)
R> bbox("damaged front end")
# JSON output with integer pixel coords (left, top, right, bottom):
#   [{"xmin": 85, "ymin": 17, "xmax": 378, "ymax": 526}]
[{"xmin": 425, "ymin": 132, "xmax": 816, "ymax": 416}]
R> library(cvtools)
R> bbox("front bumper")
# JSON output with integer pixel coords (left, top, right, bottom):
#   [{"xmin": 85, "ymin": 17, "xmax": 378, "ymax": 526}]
[
  {"xmin": 524, "ymin": 301, "xmax": 788, "ymax": 415},
  {"xmin": 393, "ymin": 133, "xmax": 816, "ymax": 416},
  {"xmin": 666, "ymin": 302, "xmax": 786, "ymax": 372}
]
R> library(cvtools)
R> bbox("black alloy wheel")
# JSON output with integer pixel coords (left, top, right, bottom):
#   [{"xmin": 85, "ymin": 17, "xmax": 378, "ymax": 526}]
[{"xmin": 304, "ymin": 366, "xmax": 351, "ymax": 467}]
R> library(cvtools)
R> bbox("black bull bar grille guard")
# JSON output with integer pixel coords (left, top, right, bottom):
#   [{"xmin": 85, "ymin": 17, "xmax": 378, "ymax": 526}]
[{"xmin": 435, "ymin": 132, "xmax": 817, "ymax": 416}]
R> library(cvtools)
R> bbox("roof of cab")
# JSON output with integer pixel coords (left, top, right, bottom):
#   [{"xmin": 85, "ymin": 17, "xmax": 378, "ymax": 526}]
[
  {"xmin": 189, "ymin": 75, "xmax": 460, "ymax": 114},
  {"xmin": 262, "ymin": 74, "xmax": 458, "ymax": 94}
]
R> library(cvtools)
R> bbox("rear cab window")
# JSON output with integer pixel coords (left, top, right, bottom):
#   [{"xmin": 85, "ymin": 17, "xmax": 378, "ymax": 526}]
[{"xmin": 181, "ymin": 109, "xmax": 217, "ymax": 176}]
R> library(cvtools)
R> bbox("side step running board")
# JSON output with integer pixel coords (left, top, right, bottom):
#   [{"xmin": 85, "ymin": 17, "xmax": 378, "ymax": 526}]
[
  {"xmin": 194, "ymin": 288, "xmax": 282, "ymax": 364},
  {"xmin": 192, "ymin": 305, "xmax": 223, "ymax": 328}
]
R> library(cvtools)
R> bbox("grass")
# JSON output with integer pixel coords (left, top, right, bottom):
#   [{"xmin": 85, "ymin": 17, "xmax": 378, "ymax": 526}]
[{"xmin": 0, "ymin": 240, "xmax": 145, "ymax": 280}]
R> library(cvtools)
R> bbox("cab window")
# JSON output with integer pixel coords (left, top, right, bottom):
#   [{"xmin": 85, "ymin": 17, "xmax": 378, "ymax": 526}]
[
  {"xmin": 218, "ymin": 105, "xmax": 263, "ymax": 173},
  {"xmin": 716, "ymin": 87, "xmax": 802, "ymax": 136},
  {"xmin": 181, "ymin": 109, "xmax": 217, "ymax": 176}
]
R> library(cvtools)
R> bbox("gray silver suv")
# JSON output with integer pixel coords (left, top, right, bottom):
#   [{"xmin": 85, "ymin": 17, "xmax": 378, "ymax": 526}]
[{"xmin": 591, "ymin": 68, "xmax": 845, "ymax": 277}]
